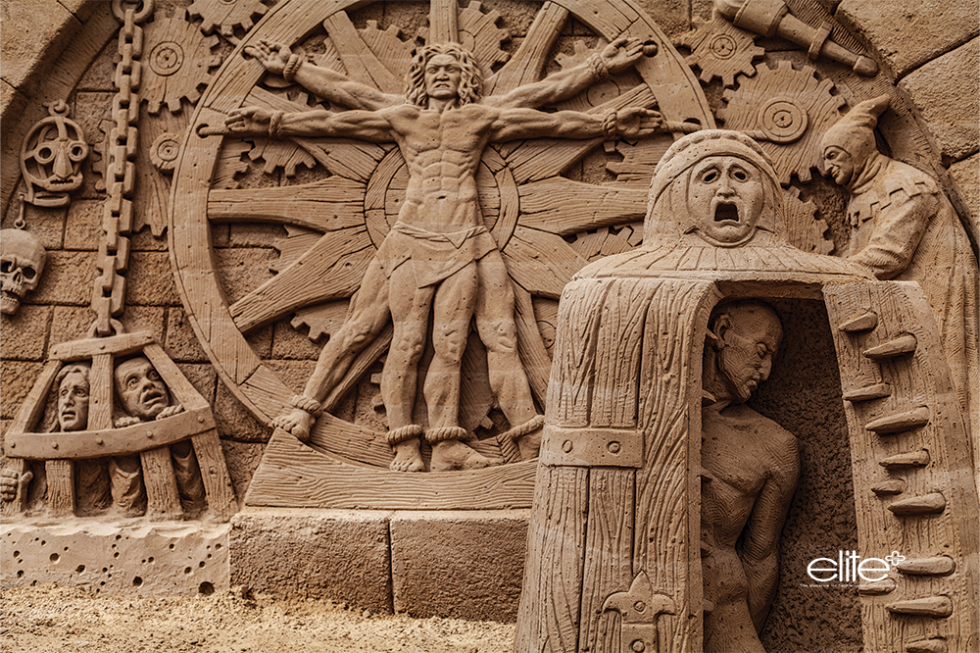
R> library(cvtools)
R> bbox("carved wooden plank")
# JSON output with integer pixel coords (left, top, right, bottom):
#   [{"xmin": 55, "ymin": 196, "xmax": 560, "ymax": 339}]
[
  {"xmin": 309, "ymin": 413, "xmax": 392, "ymax": 469},
  {"xmin": 245, "ymin": 429, "xmax": 537, "ymax": 509},
  {"xmin": 88, "ymin": 354, "xmax": 115, "ymax": 431},
  {"xmin": 427, "ymin": 0, "xmax": 459, "ymax": 45},
  {"xmin": 503, "ymin": 226, "xmax": 588, "ymax": 299},
  {"xmin": 230, "ymin": 226, "xmax": 374, "ymax": 332},
  {"xmin": 518, "ymin": 178, "xmax": 646, "ymax": 236},
  {"xmin": 191, "ymin": 428, "xmax": 237, "ymax": 521},
  {"xmin": 4, "ymin": 360, "xmax": 61, "ymax": 454},
  {"xmin": 45, "ymin": 460, "xmax": 75, "ymax": 518},
  {"xmin": 824, "ymin": 281, "xmax": 979, "ymax": 653},
  {"xmin": 140, "ymin": 446, "xmax": 183, "ymax": 521},
  {"xmin": 49, "ymin": 332, "xmax": 155, "ymax": 361},
  {"xmin": 485, "ymin": 2, "xmax": 567, "ymax": 96},
  {"xmin": 323, "ymin": 11, "xmax": 403, "ymax": 94},
  {"xmin": 578, "ymin": 468, "xmax": 635, "ymax": 653},
  {"xmin": 208, "ymin": 178, "xmax": 366, "ymax": 233},
  {"xmin": 505, "ymin": 85, "xmax": 657, "ymax": 184},
  {"xmin": 8, "ymin": 408, "xmax": 214, "ymax": 460},
  {"xmin": 590, "ymin": 278, "xmax": 662, "ymax": 429},
  {"xmin": 514, "ymin": 465, "xmax": 589, "ymax": 653},
  {"xmin": 632, "ymin": 280, "xmax": 716, "ymax": 653}
]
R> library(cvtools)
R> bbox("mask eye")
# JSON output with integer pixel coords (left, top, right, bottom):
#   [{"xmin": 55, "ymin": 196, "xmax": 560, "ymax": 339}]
[
  {"xmin": 35, "ymin": 146, "xmax": 55, "ymax": 164},
  {"xmin": 702, "ymin": 169, "xmax": 719, "ymax": 183},
  {"xmin": 732, "ymin": 168, "xmax": 748, "ymax": 181},
  {"xmin": 68, "ymin": 142, "xmax": 88, "ymax": 162}
]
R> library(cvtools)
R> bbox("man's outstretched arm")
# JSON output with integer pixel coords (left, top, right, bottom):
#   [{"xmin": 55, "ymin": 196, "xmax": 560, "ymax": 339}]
[
  {"xmin": 224, "ymin": 106, "xmax": 395, "ymax": 142},
  {"xmin": 489, "ymin": 106, "xmax": 664, "ymax": 142},
  {"xmin": 485, "ymin": 37, "xmax": 655, "ymax": 109},
  {"xmin": 246, "ymin": 40, "xmax": 401, "ymax": 111}
]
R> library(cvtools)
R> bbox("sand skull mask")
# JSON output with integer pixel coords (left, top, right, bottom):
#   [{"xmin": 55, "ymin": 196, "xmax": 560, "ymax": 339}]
[{"xmin": 0, "ymin": 229, "xmax": 46, "ymax": 315}]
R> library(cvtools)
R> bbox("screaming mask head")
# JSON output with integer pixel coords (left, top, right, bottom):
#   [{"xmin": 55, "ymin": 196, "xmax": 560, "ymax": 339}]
[
  {"xmin": 20, "ymin": 101, "xmax": 89, "ymax": 208},
  {"xmin": 643, "ymin": 130, "xmax": 784, "ymax": 248},
  {"xmin": 0, "ymin": 229, "xmax": 46, "ymax": 315}
]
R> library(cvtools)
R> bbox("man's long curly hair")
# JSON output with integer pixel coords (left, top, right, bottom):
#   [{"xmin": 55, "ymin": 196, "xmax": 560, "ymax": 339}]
[{"xmin": 406, "ymin": 43, "xmax": 483, "ymax": 108}]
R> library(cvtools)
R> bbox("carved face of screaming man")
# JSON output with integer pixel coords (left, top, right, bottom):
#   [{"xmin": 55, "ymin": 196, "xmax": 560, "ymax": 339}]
[
  {"xmin": 58, "ymin": 369, "xmax": 90, "ymax": 432},
  {"xmin": 424, "ymin": 53, "xmax": 463, "ymax": 101},
  {"xmin": 687, "ymin": 156, "xmax": 766, "ymax": 246},
  {"xmin": 718, "ymin": 307, "xmax": 782, "ymax": 403},
  {"xmin": 114, "ymin": 357, "xmax": 170, "ymax": 421}
]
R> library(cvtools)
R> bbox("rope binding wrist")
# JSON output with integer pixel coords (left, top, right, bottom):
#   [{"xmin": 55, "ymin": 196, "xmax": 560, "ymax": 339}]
[{"xmin": 282, "ymin": 53, "xmax": 303, "ymax": 82}]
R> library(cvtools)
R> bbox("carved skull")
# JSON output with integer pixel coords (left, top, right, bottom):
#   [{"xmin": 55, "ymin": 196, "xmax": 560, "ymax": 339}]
[
  {"xmin": 0, "ymin": 229, "xmax": 46, "ymax": 315},
  {"xmin": 20, "ymin": 101, "xmax": 89, "ymax": 208}
]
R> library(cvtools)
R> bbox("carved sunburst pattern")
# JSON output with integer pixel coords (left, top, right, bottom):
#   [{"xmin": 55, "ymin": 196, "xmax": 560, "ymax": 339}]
[{"xmin": 170, "ymin": 0, "xmax": 713, "ymax": 472}]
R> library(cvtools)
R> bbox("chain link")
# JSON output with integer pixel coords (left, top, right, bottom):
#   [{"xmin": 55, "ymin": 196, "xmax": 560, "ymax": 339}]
[{"xmin": 91, "ymin": 2, "xmax": 152, "ymax": 337}]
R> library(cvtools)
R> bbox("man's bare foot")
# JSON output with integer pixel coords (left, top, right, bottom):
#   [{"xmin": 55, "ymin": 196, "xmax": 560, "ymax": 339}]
[
  {"xmin": 431, "ymin": 440, "xmax": 496, "ymax": 472},
  {"xmin": 390, "ymin": 438, "xmax": 425, "ymax": 472},
  {"xmin": 271, "ymin": 408, "xmax": 314, "ymax": 442}
]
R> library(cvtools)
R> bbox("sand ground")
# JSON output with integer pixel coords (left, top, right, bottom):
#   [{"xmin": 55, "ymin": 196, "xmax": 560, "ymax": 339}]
[{"xmin": 1, "ymin": 584, "xmax": 516, "ymax": 653}]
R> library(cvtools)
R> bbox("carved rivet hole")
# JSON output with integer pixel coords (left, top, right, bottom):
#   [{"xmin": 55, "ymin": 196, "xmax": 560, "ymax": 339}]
[
  {"xmin": 99, "ymin": 343, "xmax": 106, "ymax": 350},
  {"xmin": 607, "ymin": 441, "xmax": 621, "ymax": 454},
  {"xmin": 708, "ymin": 34, "xmax": 737, "ymax": 60},
  {"xmin": 149, "ymin": 42, "xmax": 185, "ymax": 77},
  {"xmin": 197, "ymin": 416, "xmax": 205, "ymax": 423},
  {"xmin": 631, "ymin": 640, "xmax": 646, "ymax": 652},
  {"xmin": 51, "ymin": 442, "xmax": 58, "ymax": 450},
  {"xmin": 146, "ymin": 431, "xmax": 154, "ymax": 439},
  {"xmin": 633, "ymin": 600, "xmax": 646, "ymax": 613},
  {"xmin": 95, "ymin": 437, "xmax": 104, "ymax": 445},
  {"xmin": 757, "ymin": 97, "xmax": 808, "ymax": 144},
  {"xmin": 561, "ymin": 440, "xmax": 573, "ymax": 453}
]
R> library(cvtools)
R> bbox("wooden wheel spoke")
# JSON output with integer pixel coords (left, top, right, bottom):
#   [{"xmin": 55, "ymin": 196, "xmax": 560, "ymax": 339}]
[
  {"xmin": 485, "ymin": 2, "xmax": 568, "ymax": 96},
  {"xmin": 323, "ymin": 11, "xmax": 403, "ymax": 94},
  {"xmin": 230, "ymin": 226, "xmax": 375, "ymax": 332},
  {"xmin": 209, "ymin": 178, "xmax": 366, "ymax": 233},
  {"xmin": 502, "ymin": 225, "xmax": 588, "ymax": 299},
  {"xmin": 504, "ymin": 83, "xmax": 657, "ymax": 183},
  {"xmin": 519, "ymin": 177, "xmax": 646, "ymax": 235},
  {"xmin": 427, "ymin": 0, "xmax": 460, "ymax": 44}
]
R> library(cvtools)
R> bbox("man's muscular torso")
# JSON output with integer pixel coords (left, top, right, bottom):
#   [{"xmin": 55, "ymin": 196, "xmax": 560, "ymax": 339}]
[{"xmin": 383, "ymin": 104, "xmax": 497, "ymax": 230}]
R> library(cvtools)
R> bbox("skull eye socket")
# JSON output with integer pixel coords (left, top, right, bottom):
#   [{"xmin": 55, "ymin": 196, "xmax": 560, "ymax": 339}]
[
  {"xmin": 0, "ymin": 261, "xmax": 10, "ymax": 274},
  {"xmin": 22, "ymin": 267, "xmax": 36, "ymax": 280},
  {"xmin": 68, "ymin": 142, "xmax": 89, "ymax": 162},
  {"xmin": 35, "ymin": 146, "xmax": 55, "ymax": 164}
]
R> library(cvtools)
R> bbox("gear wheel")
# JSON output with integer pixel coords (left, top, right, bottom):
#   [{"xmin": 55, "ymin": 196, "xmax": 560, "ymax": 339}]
[
  {"xmin": 783, "ymin": 186, "xmax": 833, "ymax": 256},
  {"xmin": 188, "ymin": 0, "xmax": 269, "ymax": 36},
  {"xmin": 675, "ymin": 12, "xmax": 763, "ymax": 87},
  {"xmin": 720, "ymin": 61, "xmax": 845, "ymax": 184},
  {"xmin": 141, "ymin": 15, "xmax": 221, "ymax": 114},
  {"xmin": 418, "ymin": 1, "xmax": 511, "ymax": 80}
]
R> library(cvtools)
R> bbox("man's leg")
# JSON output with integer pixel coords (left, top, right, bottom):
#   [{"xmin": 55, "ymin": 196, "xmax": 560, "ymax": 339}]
[
  {"xmin": 426, "ymin": 263, "xmax": 494, "ymax": 471},
  {"xmin": 272, "ymin": 256, "xmax": 391, "ymax": 441},
  {"xmin": 475, "ymin": 252, "xmax": 543, "ymax": 460},
  {"xmin": 383, "ymin": 263, "xmax": 435, "ymax": 472}
]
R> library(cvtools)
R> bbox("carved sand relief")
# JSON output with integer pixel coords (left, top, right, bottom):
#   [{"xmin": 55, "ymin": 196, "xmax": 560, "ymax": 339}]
[
  {"xmin": 171, "ymin": 0, "xmax": 717, "ymax": 508},
  {"xmin": 2, "ymin": 332, "xmax": 235, "ymax": 522},
  {"xmin": 516, "ymin": 130, "xmax": 979, "ymax": 652}
]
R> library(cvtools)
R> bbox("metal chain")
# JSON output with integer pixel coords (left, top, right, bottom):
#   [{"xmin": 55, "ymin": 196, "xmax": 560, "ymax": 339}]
[{"xmin": 90, "ymin": 0, "xmax": 152, "ymax": 337}]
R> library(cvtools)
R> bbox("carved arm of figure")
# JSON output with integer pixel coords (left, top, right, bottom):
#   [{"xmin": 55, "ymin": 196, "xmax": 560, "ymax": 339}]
[
  {"xmin": 245, "ymin": 40, "xmax": 401, "ymax": 111},
  {"xmin": 489, "ymin": 106, "xmax": 664, "ymax": 142},
  {"xmin": 224, "ymin": 106, "xmax": 395, "ymax": 142},
  {"xmin": 0, "ymin": 465, "xmax": 33, "ymax": 502},
  {"xmin": 486, "ymin": 37, "xmax": 656, "ymax": 109},
  {"xmin": 848, "ymin": 188, "xmax": 935, "ymax": 280},
  {"xmin": 738, "ymin": 435, "xmax": 800, "ymax": 632}
]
